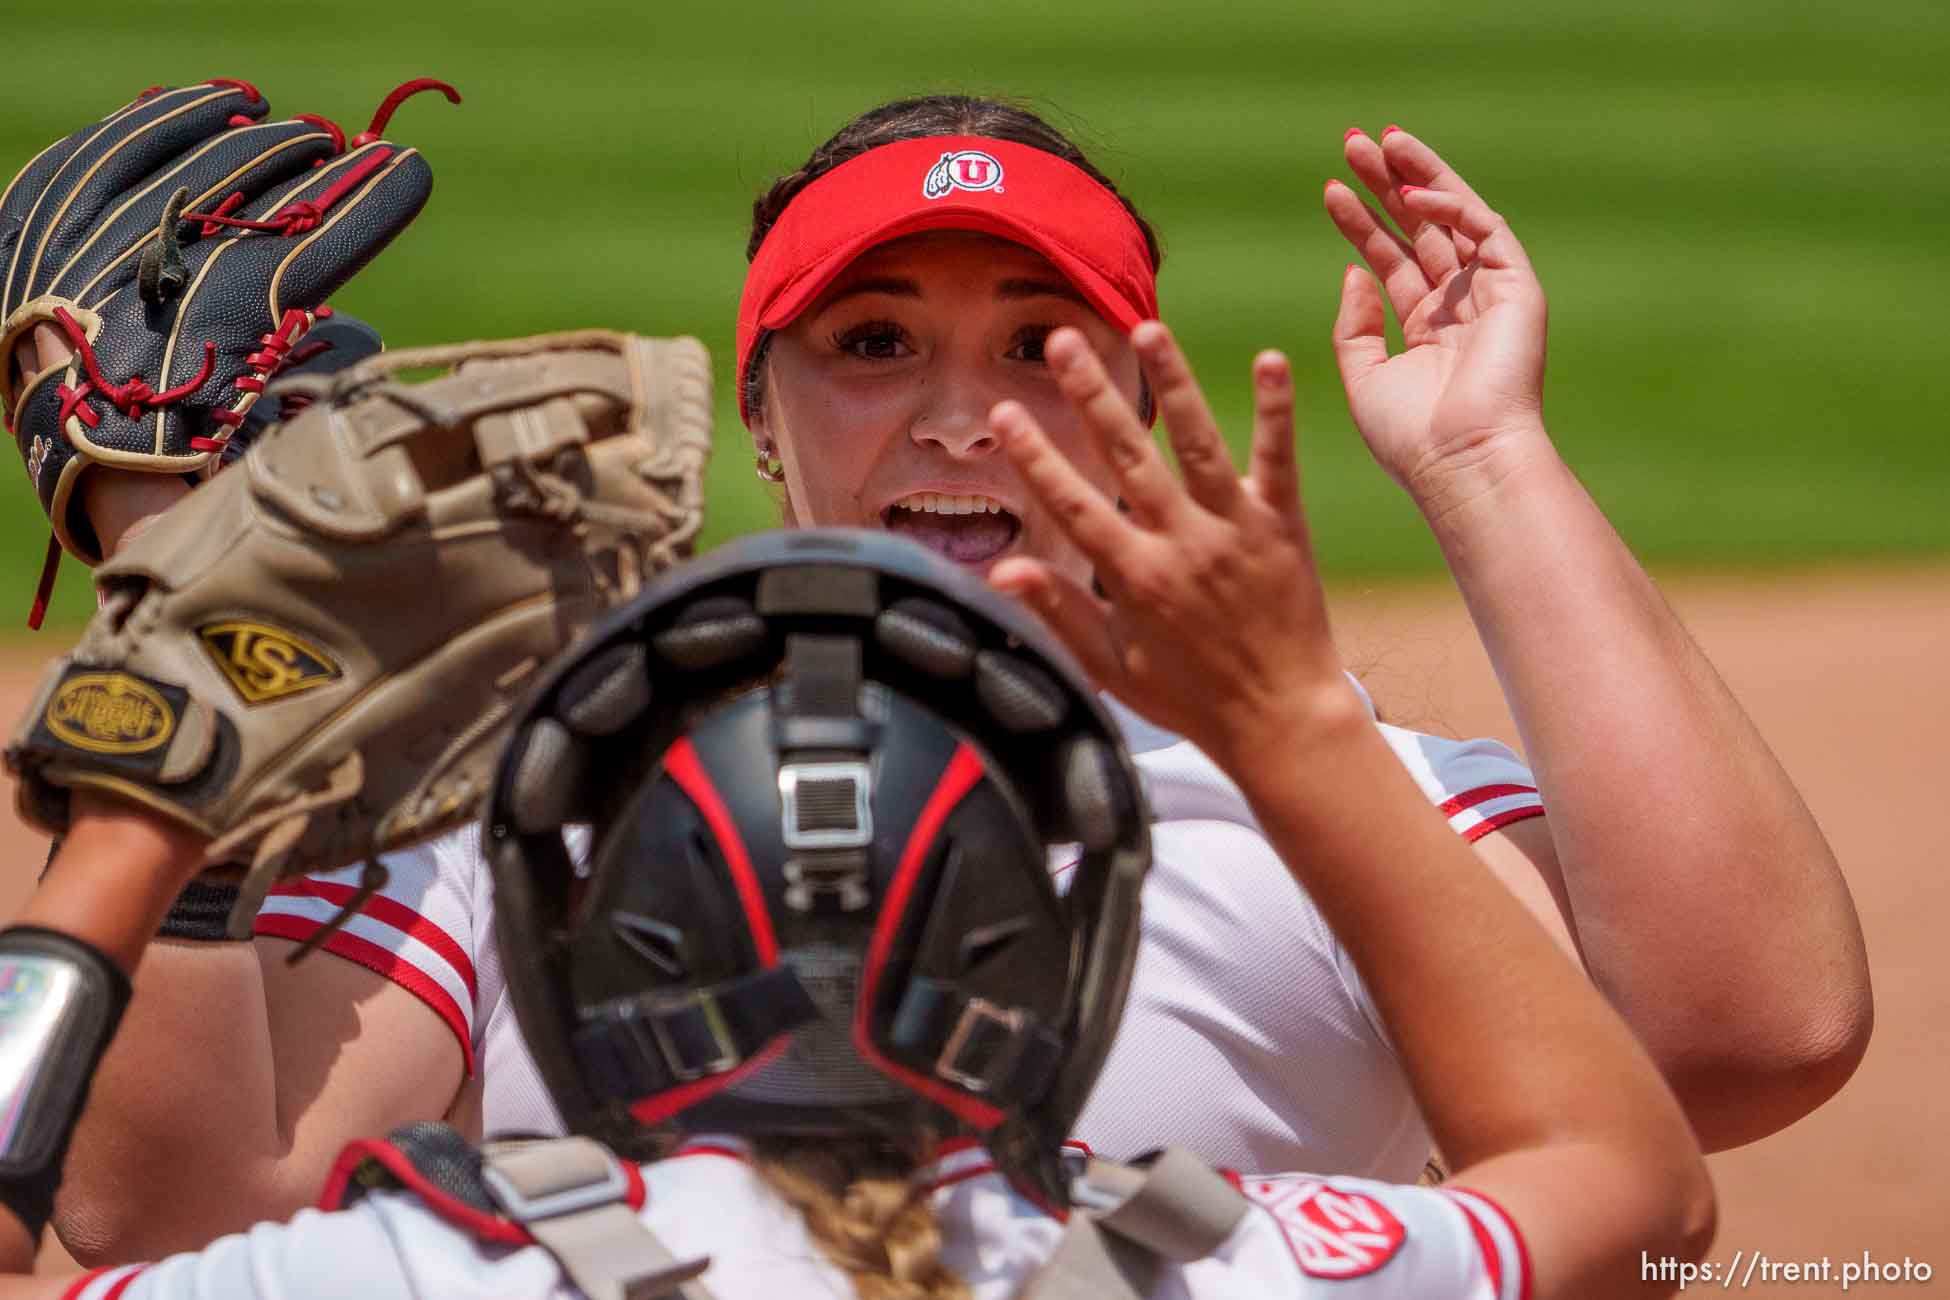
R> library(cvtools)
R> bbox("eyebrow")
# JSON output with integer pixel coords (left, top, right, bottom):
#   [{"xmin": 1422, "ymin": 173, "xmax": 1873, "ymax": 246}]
[
  {"xmin": 996, "ymin": 277, "xmax": 1087, "ymax": 305},
  {"xmin": 821, "ymin": 276, "xmax": 922, "ymax": 306}
]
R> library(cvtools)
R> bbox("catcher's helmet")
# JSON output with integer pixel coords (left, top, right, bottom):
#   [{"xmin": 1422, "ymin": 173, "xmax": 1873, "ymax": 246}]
[{"xmin": 484, "ymin": 529, "xmax": 1149, "ymax": 1202}]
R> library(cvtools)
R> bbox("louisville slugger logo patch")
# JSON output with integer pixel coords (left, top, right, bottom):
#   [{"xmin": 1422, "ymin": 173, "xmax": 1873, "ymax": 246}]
[
  {"xmin": 199, "ymin": 620, "xmax": 342, "ymax": 704},
  {"xmin": 46, "ymin": 672, "xmax": 175, "ymax": 754},
  {"xmin": 1244, "ymin": 1177, "xmax": 1407, "ymax": 1279}
]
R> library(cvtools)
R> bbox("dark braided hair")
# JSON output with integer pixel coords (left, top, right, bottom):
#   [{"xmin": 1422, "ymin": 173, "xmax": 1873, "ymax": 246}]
[{"xmin": 744, "ymin": 95, "xmax": 1162, "ymax": 422}]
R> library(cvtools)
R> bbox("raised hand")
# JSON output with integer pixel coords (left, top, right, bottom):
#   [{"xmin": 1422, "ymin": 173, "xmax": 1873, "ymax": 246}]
[
  {"xmin": 1325, "ymin": 126, "xmax": 1550, "ymax": 513},
  {"xmin": 987, "ymin": 322, "xmax": 1364, "ymax": 768}
]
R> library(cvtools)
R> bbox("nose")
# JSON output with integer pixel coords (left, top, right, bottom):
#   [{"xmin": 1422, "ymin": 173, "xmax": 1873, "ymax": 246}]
[
  {"xmin": 908, "ymin": 368, "xmax": 1001, "ymax": 460},
  {"xmin": 911, "ymin": 415, "xmax": 999, "ymax": 459}
]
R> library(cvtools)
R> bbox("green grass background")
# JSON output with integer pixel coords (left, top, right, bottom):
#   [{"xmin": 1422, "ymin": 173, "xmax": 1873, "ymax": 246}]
[{"xmin": 3, "ymin": 0, "xmax": 1945, "ymax": 628}]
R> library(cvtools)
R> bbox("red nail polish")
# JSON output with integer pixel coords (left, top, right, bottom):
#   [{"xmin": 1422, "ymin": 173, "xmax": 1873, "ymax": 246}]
[
  {"xmin": 1324, "ymin": 178, "xmax": 1341, "ymax": 193},
  {"xmin": 1346, "ymin": 264, "xmax": 1361, "ymax": 275},
  {"xmin": 1344, "ymin": 127, "xmax": 1363, "ymax": 142},
  {"xmin": 1383, "ymin": 124, "xmax": 1402, "ymax": 136},
  {"xmin": 1399, "ymin": 185, "xmax": 1424, "ymax": 198}
]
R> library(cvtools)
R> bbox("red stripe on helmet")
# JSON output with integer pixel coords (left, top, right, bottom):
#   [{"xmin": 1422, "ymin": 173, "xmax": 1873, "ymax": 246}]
[
  {"xmin": 625, "ymin": 736, "xmax": 788, "ymax": 1126},
  {"xmin": 851, "ymin": 741, "xmax": 1006, "ymax": 1129},
  {"xmin": 660, "ymin": 736, "xmax": 777, "ymax": 963}
]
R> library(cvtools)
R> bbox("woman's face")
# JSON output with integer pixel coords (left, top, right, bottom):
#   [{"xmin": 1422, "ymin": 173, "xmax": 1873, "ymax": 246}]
[{"xmin": 753, "ymin": 231, "xmax": 1142, "ymax": 584}]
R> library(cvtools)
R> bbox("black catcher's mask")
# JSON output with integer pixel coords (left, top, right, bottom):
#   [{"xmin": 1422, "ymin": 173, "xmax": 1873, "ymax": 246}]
[{"xmin": 485, "ymin": 529, "xmax": 1150, "ymax": 1204}]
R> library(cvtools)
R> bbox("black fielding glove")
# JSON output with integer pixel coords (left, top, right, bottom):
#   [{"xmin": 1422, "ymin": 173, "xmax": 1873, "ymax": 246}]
[{"xmin": 0, "ymin": 77, "xmax": 453, "ymax": 625}]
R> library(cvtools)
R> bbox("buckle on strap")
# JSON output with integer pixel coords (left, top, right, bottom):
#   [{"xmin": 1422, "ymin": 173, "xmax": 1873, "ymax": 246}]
[
  {"xmin": 645, "ymin": 989, "xmax": 741, "ymax": 1082},
  {"xmin": 579, "ymin": 968, "xmax": 822, "ymax": 1102},
  {"xmin": 934, "ymin": 996, "xmax": 1026, "ymax": 1093},
  {"xmin": 482, "ymin": 1138, "xmax": 717, "ymax": 1300},
  {"xmin": 778, "ymin": 760, "xmax": 873, "ymax": 850},
  {"xmin": 481, "ymin": 1137, "xmax": 630, "ymax": 1224}
]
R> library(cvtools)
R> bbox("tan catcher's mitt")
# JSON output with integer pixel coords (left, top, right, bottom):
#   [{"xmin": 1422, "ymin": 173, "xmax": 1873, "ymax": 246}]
[{"xmin": 7, "ymin": 329, "xmax": 711, "ymax": 936}]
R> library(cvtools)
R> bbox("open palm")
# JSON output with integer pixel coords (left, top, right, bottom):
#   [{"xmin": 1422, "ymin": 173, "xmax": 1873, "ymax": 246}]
[
  {"xmin": 1324, "ymin": 128, "xmax": 1549, "ymax": 500},
  {"xmin": 986, "ymin": 322, "xmax": 1358, "ymax": 770}
]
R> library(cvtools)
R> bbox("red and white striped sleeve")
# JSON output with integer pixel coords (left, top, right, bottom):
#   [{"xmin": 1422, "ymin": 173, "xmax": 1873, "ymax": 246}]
[
  {"xmin": 1105, "ymin": 685, "xmax": 1544, "ymax": 844},
  {"xmin": 1373, "ymin": 722, "xmax": 1546, "ymax": 843},
  {"xmin": 60, "ymin": 1264, "xmax": 150, "ymax": 1300},
  {"xmin": 250, "ymin": 828, "xmax": 483, "ymax": 1073},
  {"xmin": 1440, "ymin": 1187, "xmax": 1535, "ymax": 1300}
]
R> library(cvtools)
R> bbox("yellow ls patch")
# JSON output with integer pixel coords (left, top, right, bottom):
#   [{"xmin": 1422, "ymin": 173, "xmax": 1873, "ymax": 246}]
[
  {"xmin": 199, "ymin": 621, "xmax": 342, "ymax": 704},
  {"xmin": 47, "ymin": 673, "xmax": 175, "ymax": 754}
]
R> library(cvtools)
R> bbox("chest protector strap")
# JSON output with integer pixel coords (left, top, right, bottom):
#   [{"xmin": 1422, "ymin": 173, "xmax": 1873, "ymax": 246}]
[
  {"xmin": 480, "ymin": 1137, "xmax": 719, "ymax": 1300},
  {"xmin": 1018, "ymin": 1147, "xmax": 1249, "ymax": 1300},
  {"xmin": 321, "ymin": 1124, "xmax": 716, "ymax": 1300}
]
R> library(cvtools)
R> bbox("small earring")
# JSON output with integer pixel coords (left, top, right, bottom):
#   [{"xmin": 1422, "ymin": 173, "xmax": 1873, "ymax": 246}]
[{"xmin": 755, "ymin": 445, "xmax": 785, "ymax": 484}]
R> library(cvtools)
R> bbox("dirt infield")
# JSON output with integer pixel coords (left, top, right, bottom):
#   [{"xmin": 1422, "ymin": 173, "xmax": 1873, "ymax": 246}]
[{"xmin": 4, "ymin": 566, "xmax": 1945, "ymax": 1292}]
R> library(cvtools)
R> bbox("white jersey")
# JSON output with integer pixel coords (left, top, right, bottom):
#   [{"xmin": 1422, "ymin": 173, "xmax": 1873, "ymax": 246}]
[
  {"xmin": 64, "ymin": 1138, "xmax": 1532, "ymax": 1300},
  {"xmin": 253, "ymin": 689, "xmax": 1544, "ymax": 1179}
]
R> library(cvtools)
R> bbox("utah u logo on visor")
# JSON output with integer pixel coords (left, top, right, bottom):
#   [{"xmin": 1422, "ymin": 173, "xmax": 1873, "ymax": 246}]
[{"xmin": 924, "ymin": 150, "xmax": 1005, "ymax": 199}]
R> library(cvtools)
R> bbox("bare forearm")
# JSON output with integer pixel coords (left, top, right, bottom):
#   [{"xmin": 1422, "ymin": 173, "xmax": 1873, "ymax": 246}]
[
  {"xmin": 15, "ymin": 803, "xmax": 200, "ymax": 972},
  {"xmin": 1419, "ymin": 441, "xmax": 1871, "ymax": 1140}
]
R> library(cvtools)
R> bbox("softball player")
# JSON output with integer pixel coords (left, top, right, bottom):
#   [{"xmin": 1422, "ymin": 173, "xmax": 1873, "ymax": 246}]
[
  {"xmin": 4, "ymin": 530, "xmax": 1712, "ymax": 1299},
  {"xmin": 17, "ymin": 93, "xmax": 1867, "ymax": 1262}
]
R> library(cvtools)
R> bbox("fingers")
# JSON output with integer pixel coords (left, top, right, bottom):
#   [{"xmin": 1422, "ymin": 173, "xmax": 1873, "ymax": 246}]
[
  {"xmin": 1331, "ymin": 264, "xmax": 1390, "ymax": 392},
  {"xmin": 991, "ymin": 396, "xmax": 1143, "ymax": 577},
  {"xmin": 1042, "ymin": 327, "xmax": 1186, "ymax": 527},
  {"xmin": 1379, "ymin": 126, "xmax": 1490, "ymax": 263},
  {"xmin": 1246, "ymin": 350, "xmax": 1300, "ymax": 515},
  {"xmin": 1130, "ymin": 321, "xmax": 1243, "ymax": 518},
  {"xmin": 3, "ymin": 338, "xmax": 25, "ymax": 408},
  {"xmin": 1396, "ymin": 185, "xmax": 1538, "ymax": 284},
  {"xmin": 1378, "ymin": 125, "xmax": 1490, "ymax": 206},
  {"xmin": 1343, "ymin": 128, "xmax": 1461, "ymax": 288},
  {"xmin": 5, "ymin": 322, "xmax": 76, "ymax": 408},
  {"xmin": 987, "ymin": 559, "xmax": 1122, "ymax": 689},
  {"xmin": 31, "ymin": 323, "xmax": 70, "ymax": 372},
  {"xmin": 1322, "ymin": 178, "xmax": 1428, "ymax": 325}
]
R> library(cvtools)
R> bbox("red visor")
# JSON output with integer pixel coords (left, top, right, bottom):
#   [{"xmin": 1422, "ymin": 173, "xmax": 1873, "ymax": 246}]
[{"xmin": 736, "ymin": 135, "xmax": 1158, "ymax": 425}]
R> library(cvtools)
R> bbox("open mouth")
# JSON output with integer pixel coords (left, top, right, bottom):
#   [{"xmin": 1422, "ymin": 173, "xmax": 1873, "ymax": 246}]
[{"xmin": 880, "ymin": 492, "xmax": 1022, "ymax": 567}]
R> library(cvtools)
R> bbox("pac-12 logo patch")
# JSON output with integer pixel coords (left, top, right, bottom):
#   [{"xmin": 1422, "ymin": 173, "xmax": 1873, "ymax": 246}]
[
  {"xmin": 1244, "ymin": 1177, "xmax": 1407, "ymax": 1279},
  {"xmin": 198, "ymin": 620, "xmax": 342, "ymax": 705},
  {"xmin": 924, "ymin": 149, "xmax": 1004, "ymax": 199}
]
